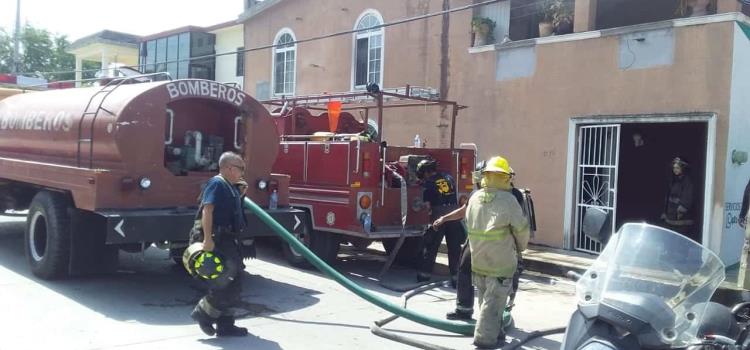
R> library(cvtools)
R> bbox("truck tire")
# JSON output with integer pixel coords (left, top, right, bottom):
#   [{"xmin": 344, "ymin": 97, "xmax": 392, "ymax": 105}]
[
  {"xmin": 282, "ymin": 222, "xmax": 313, "ymax": 269},
  {"xmin": 25, "ymin": 191, "xmax": 72, "ymax": 279},
  {"xmin": 309, "ymin": 230, "xmax": 340, "ymax": 265},
  {"xmin": 349, "ymin": 238, "xmax": 372, "ymax": 250},
  {"xmin": 382, "ymin": 237, "xmax": 424, "ymax": 268}
]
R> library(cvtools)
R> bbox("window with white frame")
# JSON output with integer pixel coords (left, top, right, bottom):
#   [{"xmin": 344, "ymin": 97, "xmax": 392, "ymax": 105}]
[
  {"xmin": 353, "ymin": 11, "xmax": 383, "ymax": 89},
  {"xmin": 273, "ymin": 30, "xmax": 296, "ymax": 96}
]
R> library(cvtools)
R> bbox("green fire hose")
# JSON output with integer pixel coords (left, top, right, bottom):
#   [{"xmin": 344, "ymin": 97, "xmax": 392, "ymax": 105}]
[{"xmin": 243, "ymin": 197, "xmax": 475, "ymax": 336}]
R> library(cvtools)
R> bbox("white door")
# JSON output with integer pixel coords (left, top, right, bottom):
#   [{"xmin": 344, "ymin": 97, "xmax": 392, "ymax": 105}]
[{"xmin": 574, "ymin": 125, "xmax": 620, "ymax": 253}]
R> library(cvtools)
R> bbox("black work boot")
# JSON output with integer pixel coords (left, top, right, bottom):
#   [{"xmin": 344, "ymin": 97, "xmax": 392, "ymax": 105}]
[
  {"xmin": 416, "ymin": 272, "xmax": 431, "ymax": 283},
  {"xmin": 216, "ymin": 316, "xmax": 248, "ymax": 337},
  {"xmin": 446, "ymin": 309, "xmax": 473, "ymax": 321},
  {"xmin": 190, "ymin": 305, "xmax": 216, "ymax": 336},
  {"xmin": 497, "ymin": 332, "xmax": 507, "ymax": 346},
  {"xmin": 472, "ymin": 341, "xmax": 499, "ymax": 349}
]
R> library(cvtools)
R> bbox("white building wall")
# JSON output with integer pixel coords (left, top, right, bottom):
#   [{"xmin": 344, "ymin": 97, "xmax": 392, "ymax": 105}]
[
  {"xmin": 720, "ymin": 23, "xmax": 750, "ymax": 265},
  {"xmin": 212, "ymin": 25, "xmax": 244, "ymax": 88}
]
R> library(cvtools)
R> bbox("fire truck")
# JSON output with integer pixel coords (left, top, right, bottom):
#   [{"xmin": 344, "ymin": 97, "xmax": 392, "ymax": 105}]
[
  {"xmin": 0, "ymin": 75, "xmax": 305, "ymax": 279},
  {"xmin": 266, "ymin": 87, "xmax": 475, "ymax": 268}
]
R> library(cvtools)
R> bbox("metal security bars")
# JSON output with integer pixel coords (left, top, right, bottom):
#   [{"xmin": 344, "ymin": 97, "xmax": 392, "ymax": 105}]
[{"xmin": 574, "ymin": 124, "xmax": 620, "ymax": 253}]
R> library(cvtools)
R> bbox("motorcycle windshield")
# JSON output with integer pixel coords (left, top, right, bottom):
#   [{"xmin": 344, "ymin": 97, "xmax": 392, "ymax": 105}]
[{"xmin": 576, "ymin": 223, "xmax": 725, "ymax": 347}]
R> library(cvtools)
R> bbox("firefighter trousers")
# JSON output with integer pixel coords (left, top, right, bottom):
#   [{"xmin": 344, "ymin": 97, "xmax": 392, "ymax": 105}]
[
  {"xmin": 196, "ymin": 236, "xmax": 244, "ymax": 319},
  {"xmin": 455, "ymin": 241, "xmax": 474, "ymax": 313},
  {"xmin": 473, "ymin": 273, "xmax": 512, "ymax": 347},
  {"xmin": 418, "ymin": 220, "xmax": 466, "ymax": 277},
  {"xmin": 456, "ymin": 243, "xmax": 523, "ymax": 319}
]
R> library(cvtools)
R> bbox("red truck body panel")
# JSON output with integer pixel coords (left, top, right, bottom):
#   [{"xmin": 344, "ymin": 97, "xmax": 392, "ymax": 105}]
[{"xmin": 268, "ymin": 90, "xmax": 474, "ymax": 240}]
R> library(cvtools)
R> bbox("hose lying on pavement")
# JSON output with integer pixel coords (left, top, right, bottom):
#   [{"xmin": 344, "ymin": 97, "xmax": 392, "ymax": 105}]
[
  {"xmin": 243, "ymin": 198, "xmax": 475, "ymax": 336},
  {"xmin": 245, "ymin": 198, "xmax": 567, "ymax": 347},
  {"xmin": 372, "ymin": 280, "xmax": 457, "ymax": 350}
]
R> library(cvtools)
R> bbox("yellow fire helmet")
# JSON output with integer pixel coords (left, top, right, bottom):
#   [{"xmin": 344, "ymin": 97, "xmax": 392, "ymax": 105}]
[{"xmin": 483, "ymin": 156, "xmax": 514, "ymax": 175}]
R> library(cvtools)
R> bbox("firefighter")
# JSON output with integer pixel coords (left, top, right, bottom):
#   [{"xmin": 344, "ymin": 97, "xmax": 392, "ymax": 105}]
[
  {"xmin": 436, "ymin": 160, "xmax": 527, "ymax": 321},
  {"xmin": 434, "ymin": 160, "xmax": 487, "ymax": 320},
  {"xmin": 660, "ymin": 156, "xmax": 696, "ymax": 241},
  {"xmin": 415, "ymin": 158, "xmax": 466, "ymax": 284},
  {"xmin": 189, "ymin": 151, "xmax": 249, "ymax": 337},
  {"xmin": 466, "ymin": 156, "xmax": 529, "ymax": 348}
]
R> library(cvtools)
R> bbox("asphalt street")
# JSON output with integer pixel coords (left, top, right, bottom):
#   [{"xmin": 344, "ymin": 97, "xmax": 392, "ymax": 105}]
[{"xmin": 0, "ymin": 215, "xmax": 576, "ymax": 350}]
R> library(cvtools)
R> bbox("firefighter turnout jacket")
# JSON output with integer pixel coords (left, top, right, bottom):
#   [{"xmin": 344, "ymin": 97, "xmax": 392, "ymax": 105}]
[{"xmin": 466, "ymin": 188, "xmax": 530, "ymax": 278}]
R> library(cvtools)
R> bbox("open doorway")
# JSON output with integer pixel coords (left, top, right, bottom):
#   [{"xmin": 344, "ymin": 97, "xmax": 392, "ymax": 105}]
[
  {"xmin": 571, "ymin": 119, "xmax": 710, "ymax": 254},
  {"xmin": 616, "ymin": 122, "xmax": 707, "ymax": 243}
]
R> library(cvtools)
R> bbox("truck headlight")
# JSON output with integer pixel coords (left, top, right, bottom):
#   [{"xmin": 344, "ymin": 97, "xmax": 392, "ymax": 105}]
[
  {"xmin": 139, "ymin": 177, "xmax": 152, "ymax": 189},
  {"xmin": 257, "ymin": 179, "xmax": 268, "ymax": 190}
]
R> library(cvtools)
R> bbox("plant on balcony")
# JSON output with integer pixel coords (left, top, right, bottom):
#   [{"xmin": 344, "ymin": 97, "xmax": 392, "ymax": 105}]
[
  {"xmin": 538, "ymin": 0, "xmax": 574, "ymax": 37},
  {"xmin": 471, "ymin": 17, "xmax": 496, "ymax": 46},
  {"xmin": 675, "ymin": 0, "xmax": 716, "ymax": 17},
  {"xmin": 551, "ymin": 0, "xmax": 574, "ymax": 35},
  {"xmin": 538, "ymin": 0, "xmax": 556, "ymax": 37}
]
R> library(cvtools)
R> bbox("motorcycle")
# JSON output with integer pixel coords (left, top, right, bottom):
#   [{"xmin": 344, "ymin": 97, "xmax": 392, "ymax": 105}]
[{"xmin": 561, "ymin": 223, "xmax": 750, "ymax": 350}]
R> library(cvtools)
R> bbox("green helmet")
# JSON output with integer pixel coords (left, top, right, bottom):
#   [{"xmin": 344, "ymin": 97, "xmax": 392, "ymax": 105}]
[{"xmin": 183, "ymin": 243, "xmax": 226, "ymax": 280}]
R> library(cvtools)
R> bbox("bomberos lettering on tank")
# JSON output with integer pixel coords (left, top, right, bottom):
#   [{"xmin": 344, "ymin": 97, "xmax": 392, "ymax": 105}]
[
  {"xmin": 0, "ymin": 110, "xmax": 73, "ymax": 132},
  {"xmin": 166, "ymin": 80, "xmax": 246, "ymax": 107}
]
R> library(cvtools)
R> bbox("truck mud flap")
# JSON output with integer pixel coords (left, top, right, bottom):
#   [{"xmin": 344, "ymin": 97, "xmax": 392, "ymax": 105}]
[{"xmin": 97, "ymin": 207, "xmax": 307, "ymax": 244}]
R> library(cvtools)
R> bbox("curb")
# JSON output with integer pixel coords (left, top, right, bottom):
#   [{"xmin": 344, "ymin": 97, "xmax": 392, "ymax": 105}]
[{"xmin": 436, "ymin": 243, "xmax": 749, "ymax": 306}]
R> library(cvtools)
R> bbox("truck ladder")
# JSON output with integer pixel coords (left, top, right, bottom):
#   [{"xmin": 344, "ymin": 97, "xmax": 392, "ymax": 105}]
[{"xmin": 76, "ymin": 72, "xmax": 172, "ymax": 168}]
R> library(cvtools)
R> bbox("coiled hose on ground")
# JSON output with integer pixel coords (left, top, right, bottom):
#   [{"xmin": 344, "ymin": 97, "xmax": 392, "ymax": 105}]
[
  {"xmin": 244, "ymin": 198, "xmax": 567, "ymax": 348},
  {"xmin": 243, "ymin": 198, "xmax": 475, "ymax": 336}
]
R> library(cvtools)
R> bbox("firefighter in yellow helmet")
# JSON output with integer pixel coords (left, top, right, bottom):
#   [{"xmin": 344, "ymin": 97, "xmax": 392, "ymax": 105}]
[{"xmin": 465, "ymin": 156, "xmax": 530, "ymax": 348}]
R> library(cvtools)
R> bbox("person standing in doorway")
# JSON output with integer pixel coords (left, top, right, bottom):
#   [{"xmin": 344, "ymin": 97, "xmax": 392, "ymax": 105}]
[{"xmin": 661, "ymin": 156, "xmax": 697, "ymax": 241}]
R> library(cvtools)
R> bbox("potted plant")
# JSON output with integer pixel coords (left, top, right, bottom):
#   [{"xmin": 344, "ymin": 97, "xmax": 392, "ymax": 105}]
[
  {"xmin": 675, "ymin": 0, "xmax": 716, "ymax": 17},
  {"xmin": 538, "ymin": 0, "xmax": 556, "ymax": 37},
  {"xmin": 552, "ymin": 0, "xmax": 574, "ymax": 35},
  {"xmin": 471, "ymin": 17, "xmax": 496, "ymax": 46}
]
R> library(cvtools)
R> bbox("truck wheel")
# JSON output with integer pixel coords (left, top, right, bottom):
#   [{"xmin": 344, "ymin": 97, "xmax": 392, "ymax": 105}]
[
  {"xmin": 25, "ymin": 191, "xmax": 72, "ymax": 279},
  {"xmin": 350, "ymin": 238, "xmax": 372, "ymax": 250},
  {"xmin": 382, "ymin": 237, "xmax": 424, "ymax": 268},
  {"xmin": 282, "ymin": 223, "xmax": 313, "ymax": 269},
  {"xmin": 309, "ymin": 230, "xmax": 340, "ymax": 265}
]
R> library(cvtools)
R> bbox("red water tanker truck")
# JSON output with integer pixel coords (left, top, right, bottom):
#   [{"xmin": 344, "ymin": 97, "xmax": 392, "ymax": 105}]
[
  {"xmin": 0, "ymin": 76, "xmax": 306, "ymax": 279},
  {"xmin": 266, "ymin": 88, "xmax": 475, "ymax": 269}
]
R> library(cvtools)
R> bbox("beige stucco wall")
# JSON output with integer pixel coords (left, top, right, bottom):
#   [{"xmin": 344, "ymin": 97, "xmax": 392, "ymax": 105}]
[
  {"xmin": 242, "ymin": 0, "xmax": 736, "ymax": 249},
  {"xmin": 447, "ymin": 19, "xmax": 733, "ymax": 247},
  {"xmin": 243, "ymin": 0, "xmax": 448, "ymax": 146}
]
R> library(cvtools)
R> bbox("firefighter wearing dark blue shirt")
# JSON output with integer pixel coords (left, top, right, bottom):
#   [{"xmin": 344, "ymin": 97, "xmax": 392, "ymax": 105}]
[
  {"xmin": 416, "ymin": 159, "xmax": 467, "ymax": 284},
  {"xmin": 190, "ymin": 152, "xmax": 249, "ymax": 337}
]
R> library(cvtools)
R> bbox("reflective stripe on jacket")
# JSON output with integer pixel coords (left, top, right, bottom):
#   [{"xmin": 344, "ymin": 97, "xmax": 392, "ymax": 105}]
[{"xmin": 466, "ymin": 188, "xmax": 530, "ymax": 278}]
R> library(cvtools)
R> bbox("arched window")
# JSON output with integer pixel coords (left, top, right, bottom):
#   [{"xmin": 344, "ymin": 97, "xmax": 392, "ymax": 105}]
[
  {"xmin": 353, "ymin": 10, "xmax": 384, "ymax": 89},
  {"xmin": 272, "ymin": 29, "xmax": 296, "ymax": 96}
]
